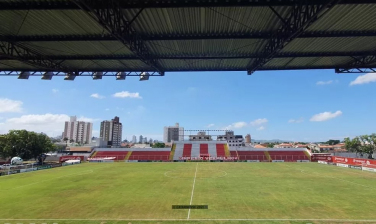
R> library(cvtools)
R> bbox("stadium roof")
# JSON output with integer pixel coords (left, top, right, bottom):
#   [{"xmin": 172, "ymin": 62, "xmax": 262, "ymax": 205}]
[{"xmin": 0, "ymin": 0, "xmax": 376, "ymax": 79}]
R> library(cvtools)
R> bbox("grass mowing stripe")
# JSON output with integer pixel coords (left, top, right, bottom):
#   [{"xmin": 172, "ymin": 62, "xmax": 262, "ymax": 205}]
[{"xmin": 187, "ymin": 162, "xmax": 198, "ymax": 220}]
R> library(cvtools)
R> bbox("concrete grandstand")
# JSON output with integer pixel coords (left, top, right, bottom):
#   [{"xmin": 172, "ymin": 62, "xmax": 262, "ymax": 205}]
[{"xmin": 87, "ymin": 141, "xmax": 311, "ymax": 162}]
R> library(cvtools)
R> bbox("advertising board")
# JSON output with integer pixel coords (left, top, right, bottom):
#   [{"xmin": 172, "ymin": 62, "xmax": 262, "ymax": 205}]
[
  {"xmin": 349, "ymin": 165, "xmax": 362, "ymax": 170},
  {"xmin": 126, "ymin": 160, "xmax": 138, "ymax": 162},
  {"xmin": 20, "ymin": 168, "xmax": 37, "ymax": 173},
  {"xmin": 272, "ymin": 160, "xmax": 284, "ymax": 162},
  {"xmin": 318, "ymin": 161, "xmax": 328, "ymax": 164},
  {"xmin": 37, "ymin": 165, "xmax": 52, "ymax": 170},
  {"xmin": 362, "ymin": 167, "xmax": 376, "ymax": 172},
  {"xmin": 247, "ymin": 160, "xmax": 260, "ymax": 162},
  {"xmin": 311, "ymin": 153, "xmax": 332, "ymax": 162},
  {"xmin": 336, "ymin": 163, "xmax": 349, "ymax": 168}
]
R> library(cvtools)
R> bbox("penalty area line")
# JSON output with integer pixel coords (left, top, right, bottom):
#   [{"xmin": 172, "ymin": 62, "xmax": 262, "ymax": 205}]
[{"xmin": 187, "ymin": 162, "xmax": 198, "ymax": 220}]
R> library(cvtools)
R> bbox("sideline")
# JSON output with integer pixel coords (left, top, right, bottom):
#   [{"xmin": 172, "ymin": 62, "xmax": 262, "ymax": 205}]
[{"xmin": 1, "ymin": 218, "xmax": 376, "ymax": 222}]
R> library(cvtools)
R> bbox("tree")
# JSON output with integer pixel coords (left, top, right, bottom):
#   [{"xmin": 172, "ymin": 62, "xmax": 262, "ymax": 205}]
[
  {"xmin": 152, "ymin": 142, "xmax": 165, "ymax": 148},
  {"xmin": 326, "ymin": 139, "xmax": 340, "ymax": 145},
  {"xmin": 0, "ymin": 130, "xmax": 54, "ymax": 160},
  {"xmin": 63, "ymin": 137, "xmax": 69, "ymax": 146},
  {"xmin": 344, "ymin": 137, "xmax": 362, "ymax": 156},
  {"xmin": 358, "ymin": 134, "xmax": 376, "ymax": 159}
]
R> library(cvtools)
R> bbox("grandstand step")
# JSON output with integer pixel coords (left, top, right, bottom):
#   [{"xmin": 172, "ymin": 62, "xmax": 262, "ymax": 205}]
[
  {"xmin": 303, "ymin": 150, "xmax": 311, "ymax": 161},
  {"xmin": 169, "ymin": 144, "xmax": 176, "ymax": 160},
  {"xmin": 90, "ymin": 151, "xmax": 98, "ymax": 158},
  {"xmin": 264, "ymin": 151, "xmax": 271, "ymax": 162},
  {"xmin": 224, "ymin": 144, "xmax": 231, "ymax": 157},
  {"xmin": 124, "ymin": 151, "xmax": 132, "ymax": 161}
]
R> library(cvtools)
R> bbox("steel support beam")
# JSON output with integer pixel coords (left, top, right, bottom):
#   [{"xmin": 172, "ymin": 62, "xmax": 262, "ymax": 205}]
[
  {"xmin": 335, "ymin": 53, "xmax": 376, "ymax": 73},
  {"xmin": 247, "ymin": 1, "xmax": 338, "ymax": 75},
  {"xmin": 0, "ymin": 51, "xmax": 373, "ymax": 61},
  {"xmin": 0, "ymin": 71, "xmax": 164, "ymax": 77},
  {"xmin": 3, "ymin": 31, "xmax": 376, "ymax": 42},
  {"xmin": 0, "ymin": 40, "xmax": 68, "ymax": 71},
  {"xmin": 0, "ymin": 0, "xmax": 373, "ymax": 10},
  {"xmin": 335, "ymin": 68, "xmax": 376, "ymax": 73},
  {"xmin": 72, "ymin": 0, "xmax": 164, "ymax": 74}
]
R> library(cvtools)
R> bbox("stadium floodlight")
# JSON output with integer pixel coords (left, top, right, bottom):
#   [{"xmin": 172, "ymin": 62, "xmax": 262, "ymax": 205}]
[
  {"xmin": 92, "ymin": 72, "xmax": 103, "ymax": 80},
  {"xmin": 139, "ymin": 72, "xmax": 149, "ymax": 81},
  {"xmin": 41, "ymin": 72, "xmax": 53, "ymax": 80},
  {"xmin": 116, "ymin": 72, "xmax": 126, "ymax": 80},
  {"xmin": 64, "ymin": 72, "xmax": 76, "ymax": 81},
  {"xmin": 18, "ymin": 71, "xmax": 30, "ymax": 79}
]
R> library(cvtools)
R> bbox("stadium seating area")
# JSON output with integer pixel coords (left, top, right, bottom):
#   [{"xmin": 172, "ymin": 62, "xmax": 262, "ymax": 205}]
[
  {"xmin": 92, "ymin": 151, "xmax": 129, "ymax": 161},
  {"xmin": 268, "ymin": 151, "xmax": 309, "ymax": 161},
  {"xmin": 182, "ymin": 144, "xmax": 192, "ymax": 157},
  {"xmin": 89, "ymin": 142, "xmax": 311, "ymax": 162},
  {"xmin": 200, "ymin": 144, "xmax": 209, "ymax": 156},
  {"xmin": 128, "ymin": 151, "xmax": 170, "ymax": 161},
  {"xmin": 231, "ymin": 151, "xmax": 269, "ymax": 161},
  {"xmin": 216, "ymin": 144, "xmax": 226, "ymax": 157}
]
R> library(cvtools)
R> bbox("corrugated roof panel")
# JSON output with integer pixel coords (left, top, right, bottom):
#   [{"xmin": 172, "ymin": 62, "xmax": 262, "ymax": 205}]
[
  {"xmin": 310, "ymin": 57, "xmax": 354, "ymax": 67},
  {"xmin": 308, "ymin": 4, "xmax": 376, "ymax": 31},
  {"xmin": 159, "ymin": 59, "xmax": 247, "ymax": 70},
  {"xmin": 126, "ymin": 7, "xmax": 290, "ymax": 36},
  {"xmin": 148, "ymin": 39, "xmax": 267, "ymax": 56},
  {"xmin": 264, "ymin": 58, "xmax": 295, "ymax": 67},
  {"xmin": 20, "ymin": 41, "xmax": 133, "ymax": 56},
  {"xmin": 0, "ymin": 60, "xmax": 38, "ymax": 70},
  {"xmin": 276, "ymin": 56, "xmax": 354, "ymax": 67},
  {"xmin": 282, "ymin": 37, "xmax": 376, "ymax": 53},
  {"xmin": 118, "ymin": 60, "xmax": 152, "ymax": 70},
  {"xmin": 0, "ymin": 10, "xmax": 107, "ymax": 35},
  {"xmin": 60, "ymin": 60, "xmax": 95, "ymax": 69}
]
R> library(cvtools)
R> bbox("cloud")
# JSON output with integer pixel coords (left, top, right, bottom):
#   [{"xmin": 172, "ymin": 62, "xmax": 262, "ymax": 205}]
[
  {"xmin": 105, "ymin": 108, "xmax": 110, "ymax": 111},
  {"xmin": 257, "ymin": 126, "xmax": 265, "ymax": 130},
  {"xmin": 0, "ymin": 114, "xmax": 97, "ymax": 136},
  {"xmin": 113, "ymin": 91, "xmax": 142, "ymax": 99},
  {"xmin": 224, "ymin": 121, "xmax": 248, "ymax": 130},
  {"xmin": 0, "ymin": 98, "xmax": 23, "ymax": 113},
  {"xmin": 207, "ymin": 124, "xmax": 215, "ymax": 128},
  {"xmin": 90, "ymin": 93, "xmax": 105, "ymax": 99},
  {"xmin": 350, "ymin": 73, "xmax": 376, "ymax": 86},
  {"xmin": 52, "ymin": 89, "xmax": 59, "ymax": 93},
  {"xmin": 250, "ymin": 118, "xmax": 268, "ymax": 126},
  {"xmin": 316, "ymin": 80, "xmax": 335, "ymax": 85},
  {"xmin": 310, "ymin": 110, "xmax": 342, "ymax": 122},
  {"xmin": 288, "ymin": 118, "xmax": 304, "ymax": 123}
]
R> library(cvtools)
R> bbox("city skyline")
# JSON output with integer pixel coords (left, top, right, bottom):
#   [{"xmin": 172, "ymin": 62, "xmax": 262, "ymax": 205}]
[{"xmin": 1, "ymin": 71, "xmax": 376, "ymax": 142}]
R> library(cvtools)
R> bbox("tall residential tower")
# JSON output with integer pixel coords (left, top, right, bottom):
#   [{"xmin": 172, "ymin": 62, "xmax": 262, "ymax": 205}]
[
  {"xmin": 63, "ymin": 116, "xmax": 93, "ymax": 144},
  {"xmin": 100, "ymin": 116, "xmax": 123, "ymax": 147},
  {"xmin": 163, "ymin": 123, "xmax": 184, "ymax": 143}
]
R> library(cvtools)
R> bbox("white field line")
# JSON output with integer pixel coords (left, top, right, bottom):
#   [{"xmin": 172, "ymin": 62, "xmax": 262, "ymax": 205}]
[
  {"xmin": 2, "ymin": 219, "xmax": 376, "ymax": 222},
  {"xmin": 187, "ymin": 162, "xmax": 198, "ymax": 220}
]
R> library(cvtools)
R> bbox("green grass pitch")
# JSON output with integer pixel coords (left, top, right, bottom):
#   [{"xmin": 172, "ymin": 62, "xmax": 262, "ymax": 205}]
[{"xmin": 1, "ymin": 162, "xmax": 376, "ymax": 224}]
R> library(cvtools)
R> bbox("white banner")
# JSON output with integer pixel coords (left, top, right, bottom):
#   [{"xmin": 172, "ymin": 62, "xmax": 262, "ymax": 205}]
[
  {"xmin": 247, "ymin": 160, "xmax": 260, "ymax": 162},
  {"xmin": 20, "ymin": 168, "xmax": 37, "ymax": 173},
  {"xmin": 272, "ymin": 160, "xmax": 284, "ymax": 162},
  {"xmin": 362, "ymin": 167, "xmax": 376, "ymax": 172},
  {"xmin": 318, "ymin": 161, "xmax": 328, "ymax": 164},
  {"xmin": 336, "ymin": 163, "xmax": 349, "ymax": 168},
  {"xmin": 297, "ymin": 160, "xmax": 310, "ymax": 162}
]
